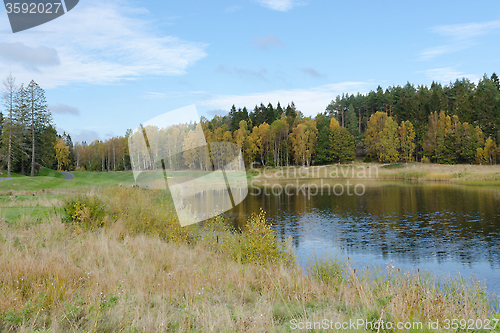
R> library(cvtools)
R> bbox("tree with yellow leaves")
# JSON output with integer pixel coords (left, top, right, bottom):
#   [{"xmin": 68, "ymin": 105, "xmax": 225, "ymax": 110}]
[
  {"xmin": 399, "ymin": 121, "xmax": 416, "ymax": 162},
  {"xmin": 290, "ymin": 118, "xmax": 318, "ymax": 166},
  {"xmin": 364, "ymin": 112, "xmax": 388, "ymax": 160},
  {"xmin": 54, "ymin": 138, "xmax": 70, "ymax": 171},
  {"xmin": 329, "ymin": 117, "xmax": 355, "ymax": 162},
  {"xmin": 484, "ymin": 137, "xmax": 497, "ymax": 164}
]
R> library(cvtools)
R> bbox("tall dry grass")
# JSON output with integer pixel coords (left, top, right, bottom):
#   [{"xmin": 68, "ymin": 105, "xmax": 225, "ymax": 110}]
[{"xmin": 0, "ymin": 186, "xmax": 498, "ymax": 332}]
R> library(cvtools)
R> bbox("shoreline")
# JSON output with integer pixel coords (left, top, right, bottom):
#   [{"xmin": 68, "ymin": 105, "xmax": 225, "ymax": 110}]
[{"xmin": 248, "ymin": 162, "xmax": 500, "ymax": 186}]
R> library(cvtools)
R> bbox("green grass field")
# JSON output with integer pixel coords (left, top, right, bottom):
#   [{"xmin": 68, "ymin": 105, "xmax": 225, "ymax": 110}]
[
  {"xmin": 0, "ymin": 168, "xmax": 136, "ymax": 192},
  {"xmin": 0, "ymin": 168, "xmax": 136, "ymax": 223},
  {"xmin": 0, "ymin": 171, "xmax": 24, "ymax": 178}
]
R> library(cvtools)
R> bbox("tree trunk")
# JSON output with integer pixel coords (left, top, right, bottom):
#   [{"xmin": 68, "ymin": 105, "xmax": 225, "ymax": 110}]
[
  {"xmin": 7, "ymin": 123, "xmax": 12, "ymax": 177},
  {"xmin": 31, "ymin": 114, "xmax": 35, "ymax": 177},
  {"xmin": 358, "ymin": 109, "xmax": 362, "ymax": 134}
]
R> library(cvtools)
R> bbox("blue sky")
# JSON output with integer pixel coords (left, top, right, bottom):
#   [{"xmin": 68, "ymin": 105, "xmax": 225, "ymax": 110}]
[{"xmin": 1, "ymin": 0, "xmax": 500, "ymax": 143}]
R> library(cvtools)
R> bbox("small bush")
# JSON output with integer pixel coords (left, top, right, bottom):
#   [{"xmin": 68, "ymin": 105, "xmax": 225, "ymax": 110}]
[
  {"xmin": 363, "ymin": 156, "xmax": 372, "ymax": 163},
  {"xmin": 241, "ymin": 210, "xmax": 285, "ymax": 265},
  {"xmin": 62, "ymin": 194, "xmax": 108, "ymax": 230},
  {"xmin": 308, "ymin": 255, "xmax": 345, "ymax": 285},
  {"xmin": 421, "ymin": 156, "xmax": 431, "ymax": 164},
  {"xmin": 200, "ymin": 210, "xmax": 295, "ymax": 266}
]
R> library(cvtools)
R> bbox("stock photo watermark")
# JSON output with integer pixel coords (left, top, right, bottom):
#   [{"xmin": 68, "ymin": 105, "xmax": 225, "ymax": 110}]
[
  {"xmin": 249, "ymin": 164, "xmax": 379, "ymax": 199},
  {"xmin": 129, "ymin": 105, "xmax": 380, "ymax": 227},
  {"xmin": 4, "ymin": 0, "xmax": 79, "ymax": 33},
  {"xmin": 290, "ymin": 318, "xmax": 499, "ymax": 331}
]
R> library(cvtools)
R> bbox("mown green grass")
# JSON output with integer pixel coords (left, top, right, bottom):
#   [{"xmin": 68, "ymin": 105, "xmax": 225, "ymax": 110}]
[
  {"xmin": 0, "ymin": 168, "xmax": 250, "ymax": 192},
  {"xmin": 0, "ymin": 171, "xmax": 24, "ymax": 178},
  {"xmin": 0, "ymin": 169, "xmax": 136, "ymax": 191},
  {"xmin": 38, "ymin": 167, "xmax": 66, "ymax": 179}
]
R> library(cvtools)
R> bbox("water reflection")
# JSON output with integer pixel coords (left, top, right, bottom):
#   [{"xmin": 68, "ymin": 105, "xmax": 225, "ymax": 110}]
[{"xmin": 192, "ymin": 180, "xmax": 500, "ymax": 293}]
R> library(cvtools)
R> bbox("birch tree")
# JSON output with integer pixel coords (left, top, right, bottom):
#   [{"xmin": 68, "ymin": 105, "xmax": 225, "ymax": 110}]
[{"xmin": 1, "ymin": 74, "xmax": 17, "ymax": 177}]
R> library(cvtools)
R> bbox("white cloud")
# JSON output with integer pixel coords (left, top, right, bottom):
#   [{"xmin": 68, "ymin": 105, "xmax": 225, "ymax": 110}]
[
  {"xmin": 200, "ymin": 82, "xmax": 372, "ymax": 117},
  {"xmin": 50, "ymin": 103, "xmax": 80, "ymax": 115},
  {"xmin": 419, "ymin": 20, "xmax": 500, "ymax": 61},
  {"xmin": 255, "ymin": 0, "xmax": 304, "ymax": 11},
  {"xmin": 431, "ymin": 20, "xmax": 500, "ymax": 40},
  {"xmin": 252, "ymin": 35, "xmax": 283, "ymax": 49},
  {"xmin": 418, "ymin": 44, "xmax": 469, "ymax": 61},
  {"xmin": 419, "ymin": 67, "xmax": 479, "ymax": 84},
  {"xmin": 0, "ymin": 0, "xmax": 207, "ymax": 88}
]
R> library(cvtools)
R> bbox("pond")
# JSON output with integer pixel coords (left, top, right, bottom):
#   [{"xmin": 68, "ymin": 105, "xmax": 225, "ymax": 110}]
[{"xmin": 221, "ymin": 179, "xmax": 500, "ymax": 296}]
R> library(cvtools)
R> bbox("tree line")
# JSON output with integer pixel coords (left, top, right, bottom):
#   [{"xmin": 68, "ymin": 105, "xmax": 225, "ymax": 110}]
[{"xmin": 1, "ymin": 73, "xmax": 500, "ymax": 175}]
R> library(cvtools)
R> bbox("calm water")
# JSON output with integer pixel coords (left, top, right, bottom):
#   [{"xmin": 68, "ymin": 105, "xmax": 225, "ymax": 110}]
[{"xmin": 218, "ymin": 180, "xmax": 500, "ymax": 295}]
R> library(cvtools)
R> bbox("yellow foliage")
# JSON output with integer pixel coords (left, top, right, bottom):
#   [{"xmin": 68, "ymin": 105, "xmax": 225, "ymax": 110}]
[{"xmin": 54, "ymin": 138, "xmax": 70, "ymax": 171}]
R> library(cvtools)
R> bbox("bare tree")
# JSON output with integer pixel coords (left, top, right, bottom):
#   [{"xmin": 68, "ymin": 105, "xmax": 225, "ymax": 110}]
[{"xmin": 1, "ymin": 74, "xmax": 17, "ymax": 177}]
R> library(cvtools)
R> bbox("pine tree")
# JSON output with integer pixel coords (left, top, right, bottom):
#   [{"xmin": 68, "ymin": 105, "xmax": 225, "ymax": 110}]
[
  {"xmin": 314, "ymin": 113, "xmax": 333, "ymax": 164},
  {"xmin": 24, "ymin": 80, "xmax": 52, "ymax": 176},
  {"xmin": 346, "ymin": 104, "xmax": 358, "ymax": 137}
]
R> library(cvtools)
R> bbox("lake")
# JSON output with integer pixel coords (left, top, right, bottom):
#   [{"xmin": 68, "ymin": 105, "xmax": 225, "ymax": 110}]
[{"xmin": 219, "ymin": 179, "xmax": 500, "ymax": 296}]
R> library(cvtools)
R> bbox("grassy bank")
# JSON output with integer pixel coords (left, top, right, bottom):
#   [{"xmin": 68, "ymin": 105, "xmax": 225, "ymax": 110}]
[
  {"xmin": 251, "ymin": 162, "xmax": 500, "ymax": 185},
  {"xmin": 1, "ymin": 186, "xmax": 498, "ymax": 332}
]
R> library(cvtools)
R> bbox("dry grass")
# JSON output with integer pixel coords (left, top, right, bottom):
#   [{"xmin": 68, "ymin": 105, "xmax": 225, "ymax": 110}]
[
  {"xmin": 0, "ymin": 187, "xmax": 498, "ymax": 332},
  {"xmin": 251, "ymin": 162, "xmax": 500, "ymax": 184}
]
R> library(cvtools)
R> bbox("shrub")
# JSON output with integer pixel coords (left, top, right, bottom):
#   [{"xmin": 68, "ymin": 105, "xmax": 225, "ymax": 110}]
[
  {"xmin": 62, "ymin": 194, "xmax": 108, "ymax": 230},
  {"xmin": 103, "ymin": 186, "xmax": 199, "ymax": 243},
  {"xmin": 363, "ymin": 156, "xmax": 372, "ymax": 163},
  {"xmin": 308, "ymin": 255, "xmax": 345, "ymax": 285},
  {"xmin": 421, "ymin": 156, "xmax": 431, "ymax": 164},
  {"xmin": 200, "ymin": 210, "xmax": 295, "ymax": 266}
]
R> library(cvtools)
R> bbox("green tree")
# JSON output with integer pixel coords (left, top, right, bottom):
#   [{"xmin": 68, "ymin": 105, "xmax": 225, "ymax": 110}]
[
  {"xmin": 314, "ymin": 113, "xmax": 333, "ymax": 164},
  {"xmin": 345, "ymin": 104, "xmax": 358, "ymax": 137},
  {"xmin": 329, "ymin": 119, "xmax": 355, "ymax": 162},
  {"xmin": 24, "ymin": 80, "xmax": 52, "ymax": 176}
]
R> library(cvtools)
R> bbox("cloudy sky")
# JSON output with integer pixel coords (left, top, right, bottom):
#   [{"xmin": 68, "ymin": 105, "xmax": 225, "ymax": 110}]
[{"xmin": 1, "ymin": 0, "xmax": 500, "ymax": 142}]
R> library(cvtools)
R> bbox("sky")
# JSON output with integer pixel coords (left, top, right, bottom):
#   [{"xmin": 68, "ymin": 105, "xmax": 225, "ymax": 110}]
[{"xmin": 1, "ymin": 0, "xmax": 500, "ymax": 143}]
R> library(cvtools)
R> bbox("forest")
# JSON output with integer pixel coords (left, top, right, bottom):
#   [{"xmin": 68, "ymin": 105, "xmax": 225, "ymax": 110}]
[{"xmin": 1, "ymin": 73, "xmax": 500, "ymax": 175}]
